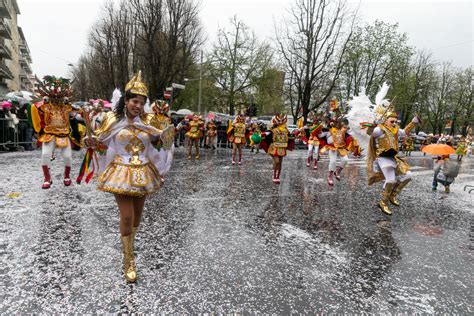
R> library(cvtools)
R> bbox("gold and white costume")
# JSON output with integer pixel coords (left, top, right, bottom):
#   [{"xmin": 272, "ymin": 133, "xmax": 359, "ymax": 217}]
[{"xmin": 95, "ymin": 114, "xmax": 165, "ymax": 197}]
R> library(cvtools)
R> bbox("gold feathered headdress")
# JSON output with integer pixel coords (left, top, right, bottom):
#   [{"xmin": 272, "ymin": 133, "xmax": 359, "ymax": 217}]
[
  {"xmin": 125, "ymin": 71, "xmax": 148, "ymax": 97},
  {"xmin": 271, "ymin": 113, "xmax": 287, "ymax": 126}
]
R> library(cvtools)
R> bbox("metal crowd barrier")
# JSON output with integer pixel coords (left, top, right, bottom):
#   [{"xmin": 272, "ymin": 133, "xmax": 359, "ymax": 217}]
[{"xmin": 0, "ymin": 118, "xmax": 35, "ymax": 151}]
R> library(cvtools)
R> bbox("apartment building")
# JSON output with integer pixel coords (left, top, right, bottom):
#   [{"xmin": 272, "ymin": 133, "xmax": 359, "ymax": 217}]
[{"xmin": 0, "ymin": 0, "xmax": 33, "ymax": 94}]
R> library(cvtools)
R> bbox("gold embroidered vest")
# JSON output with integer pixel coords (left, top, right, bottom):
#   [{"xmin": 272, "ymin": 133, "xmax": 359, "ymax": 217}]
[
  {"xmin": 330, "ymin": 127, "xmax": 346, "ymax": 148},
  {"xmin": 273, "ymin": 127, "xmax": 288, "ymax": 148},
  {"xmin": 234, "ymin": 122, "xmax": 246, "ymax": 138},
  {"xmin": 43, "ymin": 103, "xmax": 72, "ymax": 135},
  {"xmin": 376, "ymin": 124, "xmax": 399, "ymax": 156}
]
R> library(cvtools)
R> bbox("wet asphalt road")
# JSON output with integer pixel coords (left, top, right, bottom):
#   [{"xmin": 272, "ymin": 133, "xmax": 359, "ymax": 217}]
[{"xmin": 0, "ymin": 148, "xmax": 473, "ymax": 313}]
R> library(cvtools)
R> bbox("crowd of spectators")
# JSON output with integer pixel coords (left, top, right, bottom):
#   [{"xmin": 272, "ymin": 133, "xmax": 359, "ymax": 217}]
[{"xmin": 0, "ymin": 99, "xmax": 34, "ymax": 151}]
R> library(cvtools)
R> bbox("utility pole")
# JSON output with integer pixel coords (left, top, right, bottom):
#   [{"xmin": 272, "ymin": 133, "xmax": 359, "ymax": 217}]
[{"xmin": 198, "ymin": 50, "xmax": 203, "ymax": 114}]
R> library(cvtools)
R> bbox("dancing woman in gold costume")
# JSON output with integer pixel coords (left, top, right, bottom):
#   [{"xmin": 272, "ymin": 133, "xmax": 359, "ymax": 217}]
[{"xmin": 89, "ymin": 72, "xmax": 173, "ymax": 282}]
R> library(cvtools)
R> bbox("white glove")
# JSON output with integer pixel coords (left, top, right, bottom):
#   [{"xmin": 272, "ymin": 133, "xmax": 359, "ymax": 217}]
[{"xmin": 411, "ymin": 116, "xmax": 420, "ymax": 124}]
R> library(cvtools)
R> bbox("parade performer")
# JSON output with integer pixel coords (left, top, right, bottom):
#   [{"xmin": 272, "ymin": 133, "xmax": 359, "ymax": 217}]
[
  {"xmin": 347, "ymin": 83, "xmax": 419, "ymax": 215},
  {"xmin": 249, "ymin": 122, "xmax": 262, "ymax": 153},
  {"xmin": 182, "ymin": 114, "xmax": 204, "ymax": 159},
  {"xmin": 303, "ymin": 116, "xmax": 323, "ymax": 170},
  {"xmin": 455, "ymin": 137, "xmax": 468, "ymax": 161},
  {"xmin": 402, "ymin": 136, "xmax": 414, "ymax": 156},
  {"xmin": 367, "ymin": 111, "xmax": 419, "ymax": 215},
  {"xmin": 420, "ymin": 136, "xmax": 432, "ymax": 156},
  {"xmin": 90, "ymin": 100, "xmax": 107, "ymax": 131},
  {"xmin": 88, "ymin": 71, "xmax": 174, "ymax": 282},
  {"xmin": 227, "ymin": 114, "xmax": 247, "ymax": 165},
  {"xmin": 260, "ymin": 114, "xmax": 295, "ymax": 184},
  {"xmin": 30, "ymin": 76, "xmax": 79, "ymax": 189},
  {"xmin": 147, "ymin": 100, "xmax": 175, "ymax": 182},
  {"xmin": 205, "ymin": 118, "xmax": 218, "ymax": 150},
  {"xmin": 319, "ymin": 119, "xmax": 353, "ymax": 185}
]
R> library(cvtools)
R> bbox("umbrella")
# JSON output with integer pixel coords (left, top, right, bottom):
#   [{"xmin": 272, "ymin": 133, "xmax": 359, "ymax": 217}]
[
  {"xmin": 206, "ymin": 112, "xmax": 216, "ymax": 120},
  {"xmin": 1, "ymin": 100, "xmax": 12, "ymax": 108},
  {"xmin": 176, "ymin": 108, "xmax": 193, "ymax": 115},
  {"xmin": 421, "ymin": 144, "xmax": 456, "ymax": 155},
  {"xmin": 18, "ymin": 91, "xmax": 33, "ymax": 101},
  {"xmin": 4, "ymin": 92, "xmax": 21, "ymax": 102}
]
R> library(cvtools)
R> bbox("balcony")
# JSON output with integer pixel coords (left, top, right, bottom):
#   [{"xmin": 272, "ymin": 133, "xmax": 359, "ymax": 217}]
[
  {"xmin": 20, "ymin": 70, "xmax": 28, "ymax": 79},
  {"xmin": 0, "ymin": 0, "xmax": 12, "ymax": 19},
  {"xmin": 0, "ymin": 38, "xmax": 12, "ymax": 59},
  {"xmin": 0, "ymin": 61, "xmax": 13, "ymax": 80},
  {"xmin": 20, "ymin": 56, "xmax": 32, "ymax": 74},
  {"xmin": 0, "ymin": 19, "xmax": 12, "ymax": 39},
  {"xmin": 19, "ymin": 40, "xmax": 31, "ymax": 56},
  {"xmin": 20, "ymin": 76, "xmax": 34, "ymax": 91}
]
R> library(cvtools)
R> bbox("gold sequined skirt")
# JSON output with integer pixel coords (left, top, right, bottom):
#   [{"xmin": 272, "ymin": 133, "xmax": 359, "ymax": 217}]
[
  {"xmin": 268, "ymin": 144, "xmax": 287, "ymax": 157},
  {"xmin": 97, "ymin": 162, "xmax": 161, "ymax": 197}
]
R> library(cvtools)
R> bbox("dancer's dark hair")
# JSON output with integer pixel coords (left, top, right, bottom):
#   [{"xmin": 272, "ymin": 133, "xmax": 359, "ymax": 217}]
[{"xmin": 114, "ymin": 91, "xmax": 143, "ymax": 119}]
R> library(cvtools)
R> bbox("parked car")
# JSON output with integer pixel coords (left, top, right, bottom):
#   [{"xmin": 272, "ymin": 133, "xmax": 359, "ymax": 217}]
[{"xmin": 287, "ymin": 124, "xmax": 298, "ymax": 134}]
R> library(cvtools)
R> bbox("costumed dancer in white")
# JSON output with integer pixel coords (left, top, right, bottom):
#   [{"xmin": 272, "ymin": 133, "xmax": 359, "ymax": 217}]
[
  {"xmin": 347, "ymin": 83, "xmax": 420, "ymax": 215},
  {"xmin": 86, "ymin": 71, "xmax": 174, "ymax": 282}
]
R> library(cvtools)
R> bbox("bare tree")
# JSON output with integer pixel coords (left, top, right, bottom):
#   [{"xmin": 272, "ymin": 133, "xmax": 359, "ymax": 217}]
[
  {"xmin": 130, "ymin": 0, "xmax": 204, "ymax": 100},
  {"xmin": 73, "ymin": 0, "xmax": 204, "ymax": 101},
  {"xmin": 275, "ymin": 0, "xmax": 355, "ymax": 124},
  {"xmin": 208, "ymin": 16, "xmax": 272, "ymax": 115}
]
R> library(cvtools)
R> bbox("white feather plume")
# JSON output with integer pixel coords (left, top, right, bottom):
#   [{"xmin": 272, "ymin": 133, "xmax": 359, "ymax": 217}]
[
  {"xmin": 111, "ymin": 88, "xmax": 122, "ymax": 111},
  {"xmin": 375, "ymin": 82, "xmax": 390, "ymax": 106},
  {"xmin": 346, "ymin": 88, "xmax": 376, "ymax": 156}
]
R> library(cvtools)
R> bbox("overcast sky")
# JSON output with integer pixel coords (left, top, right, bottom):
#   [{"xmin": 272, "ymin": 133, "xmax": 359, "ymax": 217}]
[{"xmin": 18, "ymin": 0, "xmax": 473, "ymax": 78}]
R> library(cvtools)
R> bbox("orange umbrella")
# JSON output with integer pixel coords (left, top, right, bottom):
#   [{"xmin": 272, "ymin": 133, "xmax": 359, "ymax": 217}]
[{"xmin": 421, "ymin": 144, "xmax": 455, "ymax": 155}]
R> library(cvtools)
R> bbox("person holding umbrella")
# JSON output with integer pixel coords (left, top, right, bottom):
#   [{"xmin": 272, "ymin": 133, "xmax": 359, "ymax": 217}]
[
  {"xmin": 421, "ymin": 143, "xmax": 459, "ymax": 193},
  {"xmin": 432, "ymin": 155, "xmax": 459, "ymax": 193}
]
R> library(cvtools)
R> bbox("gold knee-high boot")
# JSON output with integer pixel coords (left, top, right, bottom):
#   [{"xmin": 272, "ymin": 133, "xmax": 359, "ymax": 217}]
[
  {"xmin": 378, "ymin": 183, "xmax": 395, "ymax": 215},
  {"xmin": 131, "ymin": 226, "xmax": 138, "ymax": 250},
  {"xmin": 121, "ymin": 235, "xmax": 137, "ymax": 282},
  {"xmin": 389, "ymin": 178, "xmax": 411, "ymax": 206}
]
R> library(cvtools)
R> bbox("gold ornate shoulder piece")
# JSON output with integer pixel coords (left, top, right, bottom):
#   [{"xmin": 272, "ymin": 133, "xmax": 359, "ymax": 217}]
[
  {"xmin": 95, "ymin": 112, "xmax": 119, "ymax": 136},
  {"xmin": 140, "ymin": 113, "xmax": 154, "ymax": 126}
]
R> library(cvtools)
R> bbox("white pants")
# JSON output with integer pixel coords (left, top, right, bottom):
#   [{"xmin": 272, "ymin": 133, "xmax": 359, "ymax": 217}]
[
  {"xmin": 41, "ymin": 140, "xmax": 72, "ymax": 167},
  {"xmin": 328, "ymin": 150, "xmax": 348, "ymax": 172},
  {"xmin": 381, "ymin": 167, "xmax": 412, "ymax": 188},
  {"xmin": 307, "ymin": 144, "xmax": 319, "ymax": 157}
]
